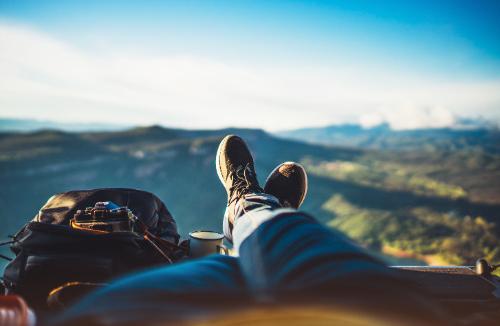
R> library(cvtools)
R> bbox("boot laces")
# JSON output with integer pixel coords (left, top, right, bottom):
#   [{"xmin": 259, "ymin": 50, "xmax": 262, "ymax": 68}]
[{"xmin": 228, "ymin": 163, "xmax": 263, "ymax": 205}]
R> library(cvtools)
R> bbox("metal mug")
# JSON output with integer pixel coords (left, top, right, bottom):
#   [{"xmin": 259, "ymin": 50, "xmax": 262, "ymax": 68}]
[{"xmin": 188, "ymin": 230, "xmax": 228, "ymax": 258}]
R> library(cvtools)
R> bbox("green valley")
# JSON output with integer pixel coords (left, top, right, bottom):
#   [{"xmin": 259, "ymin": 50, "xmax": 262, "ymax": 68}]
[{"xmin": 1, "ymin": 125, "xmax": 499, "ymax": 271}]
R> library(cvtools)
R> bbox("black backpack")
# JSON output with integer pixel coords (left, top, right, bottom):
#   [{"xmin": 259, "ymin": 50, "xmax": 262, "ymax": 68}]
[{"xmin": 2, "ymin": 188, "xmax": 182, "ymax": 310}]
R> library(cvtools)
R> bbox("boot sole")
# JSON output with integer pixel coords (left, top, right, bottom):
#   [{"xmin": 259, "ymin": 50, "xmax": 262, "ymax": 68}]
[{"xmin": 265, "ymin": 162, "xmax": 308, "ymax": 208}]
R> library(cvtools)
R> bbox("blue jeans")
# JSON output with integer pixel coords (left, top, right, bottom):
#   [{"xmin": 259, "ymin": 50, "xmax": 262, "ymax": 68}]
[{"xmin": 54, "ymin": 194, "xmax": 441, "ymax": 325}]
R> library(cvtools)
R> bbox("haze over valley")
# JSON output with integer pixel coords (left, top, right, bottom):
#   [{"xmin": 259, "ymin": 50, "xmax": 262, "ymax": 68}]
[{"xmin": 1, "ymin": 122, "xmax": 499, "ymax": 270}]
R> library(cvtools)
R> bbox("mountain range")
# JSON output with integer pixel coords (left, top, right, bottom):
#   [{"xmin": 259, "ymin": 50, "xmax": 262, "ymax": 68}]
[
  {"xmin": 0, "ymin": 118, "xmax": 129, "ymax": 132},
  {"xmin": 1, "ymin": 124, "xmax": 499, "ymax": 271},
  {"xmin": 277, "ymin": 123, "xmax": 500, "ymax": 153}
]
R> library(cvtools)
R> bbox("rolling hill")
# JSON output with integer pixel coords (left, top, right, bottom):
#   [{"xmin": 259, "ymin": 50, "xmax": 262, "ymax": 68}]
[{"xmin": 1, "ymin": 126, "xmax": 499, "ymax": 271}]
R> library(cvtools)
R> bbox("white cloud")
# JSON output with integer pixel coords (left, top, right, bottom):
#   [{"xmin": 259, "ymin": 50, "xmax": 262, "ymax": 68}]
[
  {"xmin": 1, "ymin": 22, "xmax": 500, "ymax": 131},
  {"xmin": 360, "ymin": 105, "xmax": 457, "ymax": 130}
]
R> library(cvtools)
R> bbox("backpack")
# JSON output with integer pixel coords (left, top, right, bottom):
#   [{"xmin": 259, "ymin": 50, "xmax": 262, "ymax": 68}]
[{"xmin": 2, "ymin": 188, "xmax": 182, "ymax": 310}]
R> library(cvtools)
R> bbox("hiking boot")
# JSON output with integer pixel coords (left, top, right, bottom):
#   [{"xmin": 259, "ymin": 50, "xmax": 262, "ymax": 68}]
[
  {"xmin": 216, "ymin": 135, "xmax": 264, "ymax": 229},
  {"xmin": 264, "ymin": 162, "xmax": 308, "ymax": 209}
]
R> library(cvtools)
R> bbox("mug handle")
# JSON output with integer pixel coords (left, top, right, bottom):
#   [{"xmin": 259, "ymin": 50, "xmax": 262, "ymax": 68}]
[{"xmin": 217, "ymin": 245, "xmax": 229, "ymax": 255}]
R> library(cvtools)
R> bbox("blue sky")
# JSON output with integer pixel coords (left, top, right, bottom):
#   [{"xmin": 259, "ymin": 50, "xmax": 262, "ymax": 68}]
[{"xmin": 0, "ymin": 0, "xmax": 499, "ymax": 130}]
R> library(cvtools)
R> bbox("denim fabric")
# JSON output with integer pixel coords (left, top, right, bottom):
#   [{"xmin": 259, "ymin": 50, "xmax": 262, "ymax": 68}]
[
  {"xmin": 223, "ymin": 192, "xmax": 281, "ymax": 242},
  {"xmin": 53, "ymin": 195, "xmax": 435, "ymax": 325},
  {"xmin": 236, "ymin": 212, "xmax": 394, "ymax": 302},
  {"xmin": 53, "ymin": 255, "xmax": 246, "ymax": 325}
]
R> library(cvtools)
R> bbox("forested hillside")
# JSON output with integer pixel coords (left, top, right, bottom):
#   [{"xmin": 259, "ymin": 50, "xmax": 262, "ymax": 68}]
[{"xmin": 1, "ymin": 126, "xmax": 499, "ymax": 270}]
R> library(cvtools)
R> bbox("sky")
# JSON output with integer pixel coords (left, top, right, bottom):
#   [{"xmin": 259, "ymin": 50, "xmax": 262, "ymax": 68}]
[{"xmin": 0, "ymin": 0, "xmax": 499, "ymax": 131}]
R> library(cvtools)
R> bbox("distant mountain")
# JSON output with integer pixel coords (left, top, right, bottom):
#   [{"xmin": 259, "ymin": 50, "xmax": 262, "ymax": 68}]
[
  {"xmin": 0, "ymin": 118, "xmax": 130, "ymax": 132},
  {"xmin": 277, "ymin": 123, "xmax": 500, "ymax": 154},
  {"xmin": 1, "ymin": 125, "xmax": 499, "ymax": 270}
]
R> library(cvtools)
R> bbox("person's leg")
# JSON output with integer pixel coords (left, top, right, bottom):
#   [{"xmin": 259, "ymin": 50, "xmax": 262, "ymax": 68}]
[
  {"xmin": 229, "ymin": 193, "xmax": 392, "ymax": 294},
  {"xmin": 234, "ymin": 211, "xmax": 390, "ymax": 295},
  {"xmin": 52, "ymin": 255, "xmax": 247, "ymax": 325},
  {"xmin": 234, "ymin": 211, "xmax": 446, "ymax": 323},
  {"xmin": 216, "ymin": 135, "xmax": 445, "ymax": 323},
  {"xmin": 216, "ymin": 136, "xmax": 377, "ymax": 302},
  {"xmin": 216, "ymin": 135, "xmax": 391, "ymax": 295}
]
